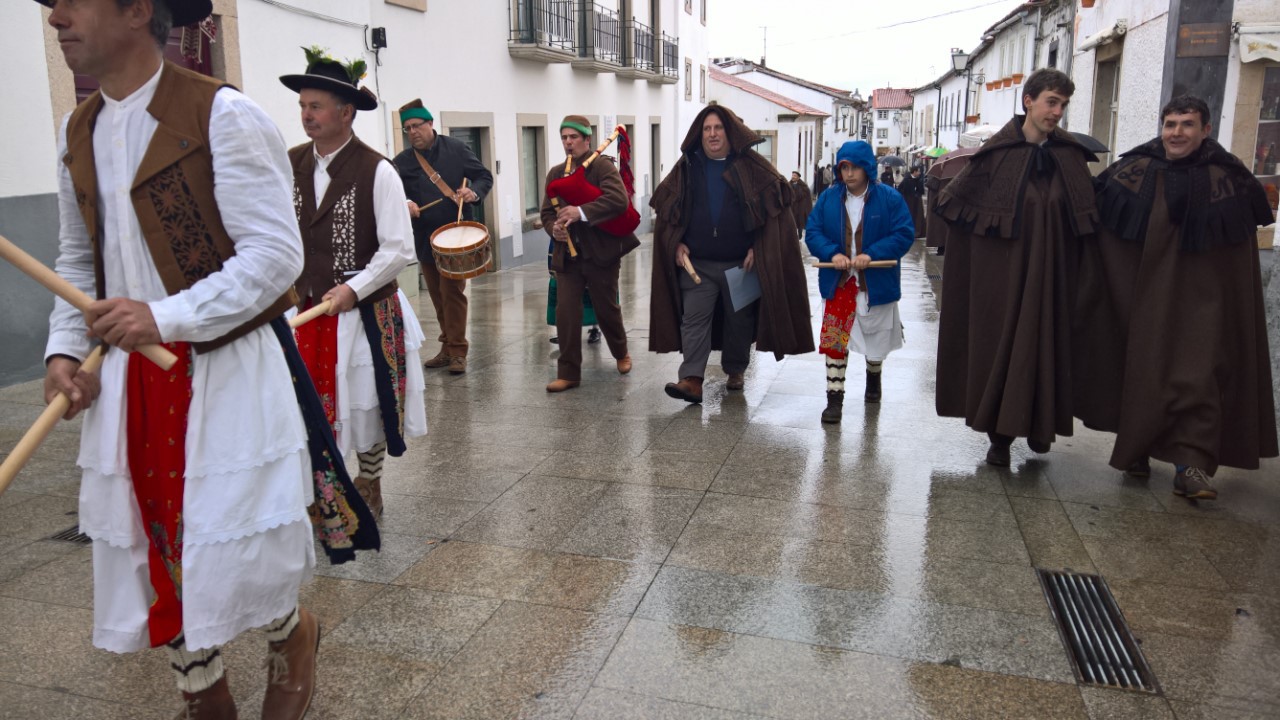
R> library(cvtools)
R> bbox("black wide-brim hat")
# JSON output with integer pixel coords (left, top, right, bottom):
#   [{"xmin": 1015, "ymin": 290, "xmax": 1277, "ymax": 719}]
[
  {"xmin": 34, "ymin": 0, "xmax": 212, "ymax": 27},
  {"xmin": 280, "ymin": 61, "xmax": 378, "ymax": 112}
]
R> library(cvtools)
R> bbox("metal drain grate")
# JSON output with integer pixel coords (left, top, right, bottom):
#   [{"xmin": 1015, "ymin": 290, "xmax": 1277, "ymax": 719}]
[
  {"xmin": 1037, "ymin": 569, "xmax": 1160, "ymax": 693},
  {"xmin": 48, "ymin": 525, "xmax": 92, "ymax": 545}
]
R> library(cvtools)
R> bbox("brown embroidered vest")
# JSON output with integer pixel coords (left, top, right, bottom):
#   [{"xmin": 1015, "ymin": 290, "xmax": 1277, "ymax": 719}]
[
  {"xmin": 62, "ymin": 62, "xmax": 298, "ymax": 354},
  {"xmin": 289, "ymin": 137, "xmax": 397, "ymax": 306}
]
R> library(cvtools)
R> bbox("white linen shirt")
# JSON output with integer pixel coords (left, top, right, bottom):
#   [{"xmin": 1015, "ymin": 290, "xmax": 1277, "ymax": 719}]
[{"xmin": 47, "ymin": 66, "xmax": 304, "ymax": 359}]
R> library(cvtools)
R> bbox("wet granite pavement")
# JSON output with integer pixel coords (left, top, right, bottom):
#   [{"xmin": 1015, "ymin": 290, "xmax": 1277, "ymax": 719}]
[{"xmin": 1, "ymin": 238, "xmax": 1277, "ymax": 719}]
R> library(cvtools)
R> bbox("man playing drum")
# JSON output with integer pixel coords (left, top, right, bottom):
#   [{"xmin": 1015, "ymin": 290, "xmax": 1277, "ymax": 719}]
[
  {"xmin": 281, "ymin": 48, "xmax": 428, "ymax": 520},
  {"xmin": 393, "ymin": 99, "xmax": 493, "ymax": 375},
  {"xmin": 540, "ymin": 116, "xmax": 640, "ymax": 392},
  {"xmin": 38, "ymin": 1, "xmax": 321, "ymax": 716}
]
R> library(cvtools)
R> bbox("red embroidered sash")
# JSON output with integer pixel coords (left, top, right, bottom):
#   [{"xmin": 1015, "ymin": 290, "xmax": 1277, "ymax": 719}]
[
  {"xmin": 818, "ymin": 276, "xmax": 859, "ymax": 360},
  {"xmin": 125, "ymin": 342, "xmax": 193, "ymax": 648},
  {"xmin": 294, "ymin": 299, "xmax": 339, "ymax": 427}
]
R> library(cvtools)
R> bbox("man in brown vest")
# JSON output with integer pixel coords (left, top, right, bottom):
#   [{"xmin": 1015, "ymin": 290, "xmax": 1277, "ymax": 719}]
[
  {"xmin": 540, "ymin": 116, "xmax": 639, "ymax": 392},
  {"xmin": 37, "ymin": 1, "xmax": 322, "ymax": 718},
  {"xmin": 281, "ymin": 49, "xmax": 428, "ymax": 520}
]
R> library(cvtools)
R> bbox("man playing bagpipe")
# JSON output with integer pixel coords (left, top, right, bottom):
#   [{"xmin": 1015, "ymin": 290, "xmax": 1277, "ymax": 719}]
[{"xmin": 539, "ymin": 116, "xmax": 641, "ymax": 392}]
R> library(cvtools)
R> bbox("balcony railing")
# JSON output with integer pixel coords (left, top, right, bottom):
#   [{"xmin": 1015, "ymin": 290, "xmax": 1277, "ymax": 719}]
[
  {"xmin": 573, "ymin": 3, "xmax": 623, "ymax": 70},
  {"xmin": 652, "ymin": 31, "xmax": 678, "ymax": 84},
  {"xmin": 621, "ymin": 18, "xmax": 654, "ymax": 76},
  {"xmin": 508, "ymin": 0, "xmax": 577, "ymax": 62}
]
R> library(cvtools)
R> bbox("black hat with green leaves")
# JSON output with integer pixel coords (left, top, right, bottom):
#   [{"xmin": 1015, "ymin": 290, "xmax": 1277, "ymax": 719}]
[{"xmin": 279, "ymin": 46, "xmax": 377, "ymax": 111}]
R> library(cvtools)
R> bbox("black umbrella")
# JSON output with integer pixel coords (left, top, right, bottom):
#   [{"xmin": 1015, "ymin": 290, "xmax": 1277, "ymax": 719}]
[
  {"xmin": 1069, "ymin": 131, "xmax": 1109, "ymax": 154},
  {"xmin": 880, "ymin": 155, "xmax": 907, "ymax": 168}
]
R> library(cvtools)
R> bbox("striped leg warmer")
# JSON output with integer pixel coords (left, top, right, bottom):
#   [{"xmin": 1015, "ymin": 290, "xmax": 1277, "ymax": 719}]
[
  {"xmin": 166, "ymin": 636, "xmax": 225, "ymax": 694},
  {"xmin": 357, "ymin": 441, "xmax": 387, "ymax": 481},
  {"xmin": 826, "ymin": 358, "xmax": 848, "ymax": 392}
]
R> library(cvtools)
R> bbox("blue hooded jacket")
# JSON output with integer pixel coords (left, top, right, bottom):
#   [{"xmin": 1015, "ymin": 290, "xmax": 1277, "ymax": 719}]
[{"xmin": 804, "ymin": 141, "xmax": 915, "ymax": 304}]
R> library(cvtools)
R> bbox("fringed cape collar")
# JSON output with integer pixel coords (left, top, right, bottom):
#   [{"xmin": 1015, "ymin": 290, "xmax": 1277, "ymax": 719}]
[{"xmin": 1096, "ymin": 136, "xmax": 1273, "ymax": 252}]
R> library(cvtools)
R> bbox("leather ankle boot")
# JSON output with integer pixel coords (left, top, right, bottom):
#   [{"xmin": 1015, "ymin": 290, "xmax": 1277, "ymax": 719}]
[
  {"xmin": 261, "ymin": 608, "xmax": 320, "ymax": 720},
  {"xmin": 864, "ymin": 370, "xmax": 882, "ymax": 403},
  {"xmin": 174, "ymin": 676, "xmax": 237, "ymax": 720},
  {"xmin": 821, "ymin": 390, "xmax": 844, "ymax": 424}
]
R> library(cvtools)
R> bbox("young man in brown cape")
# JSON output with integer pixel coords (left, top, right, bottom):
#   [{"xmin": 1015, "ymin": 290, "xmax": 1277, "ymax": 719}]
[
  {"xmin": 649, "ymin": 104, "xmax": 814, "ymax": 403},
  {"xmin": 934, "ymin": 68, "xmax": 1100, "ymax": 466},
  {"xmin": 1074, "ymin": 95, "xmax": 1277, "ymax": 500},
  {"xmin": 789, "ymin": 170, "xmax": 814, "ymax": 238},
  {"xmin": 540, "ymin": 116, "xmax": 639, "ymax": 392}
]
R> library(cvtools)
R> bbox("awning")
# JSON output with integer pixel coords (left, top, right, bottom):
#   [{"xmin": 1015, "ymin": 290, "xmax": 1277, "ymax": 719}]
[
  {"xmin": 958, "ymin": 124, "xmax": 998, "ymax": 148},
  {"xmin": 1076, "ymin": 19, "xmax": 1128, "ymax": 54},
  {"xmin": 1237, "ymin": 24, "xmax": 1280, "ymax": 63}
]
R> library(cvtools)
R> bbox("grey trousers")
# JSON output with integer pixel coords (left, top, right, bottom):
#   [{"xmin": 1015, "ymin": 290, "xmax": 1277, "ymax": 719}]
[{"xmin": 678, "ymin": 257, "xmax": 758, "ymax": 379}]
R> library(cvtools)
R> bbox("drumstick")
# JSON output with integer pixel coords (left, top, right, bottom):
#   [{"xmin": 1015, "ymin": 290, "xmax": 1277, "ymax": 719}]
[
  {"xmin": 456, "ymin": 178, "xmax": 469, "ymax": 224},
  {"xmin": 416, "ymin": 198, "xmax": 444, "ymax": 213},
  {"xmin": 680, "ymin": 255, "xmax": 701, "ymax": 284},
  {"xmin": 548, "ymin": 197, "xmax": 578, "ymax": 258},
  {"xmin": 289, "ymin": 300, "xmax": 332, "ymax": 329},
  {"xmin": 0, "ymin": 234, "xmax": 177, "ymax": 370},
  {"xmin": 810, "ymin": 259, "xmax": 898, "ymax": 269},
  {"xmin": 0, "ymin": 344, "xmax": 107, "ymax": 496}
]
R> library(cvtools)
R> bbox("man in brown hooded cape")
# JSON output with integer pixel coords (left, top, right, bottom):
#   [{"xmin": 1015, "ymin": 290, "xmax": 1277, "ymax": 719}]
[
  {"xmin": 935, "ymin": 69, "xmax": 1100, "ymax": 466},
  {"xmin": 1073, "ymin": 95, "xmax": 1277, "ymax": 500},
  {"xmin": 789, "ymin": 171, "xmax": 814, "ymax": 237},
  {"xmin": 650, "ymin": 104, "xmax": 814, "ymax": 403}
]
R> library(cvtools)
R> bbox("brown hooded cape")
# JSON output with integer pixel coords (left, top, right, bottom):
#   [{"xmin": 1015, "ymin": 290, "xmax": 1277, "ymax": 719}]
[
  {"xmin": 1073, "ymin": 137, "xmax": 1277, "ymax": 473},
  {"xmin": 934, "ymin": 116, "xmax": 1099, "ymax": 445},
  {"xmin": 648, "ymin": 105, "xmax": 814, "ymax": 358}
]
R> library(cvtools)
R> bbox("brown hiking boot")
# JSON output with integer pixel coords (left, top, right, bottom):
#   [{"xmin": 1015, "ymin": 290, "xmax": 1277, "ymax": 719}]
[
  {"xmin": 726, "ymin": 373, "xmax": 745, "ymax": 391},
  {"xmin": 354, "ymin": 475, "xmax": 383, "ymax": 520},
  {"xmin": 174, "ymin": 676, "xmax": 237, "ymax": 720},
  {"xmin": 546, "ymin": 378, "xmax": 580, "ymax": 393},
  {"xmin": 448, "ymin": 355, "xmax": 467, "ymax": 374},
  {"xmin": 664, "ymin": 376, "xmax": 703, "ymax": 403},
  {"xmin": 616, "ymin": 354, "xmax": 633, "ymax": 374},
  {"xmin": 262, "ymin": 608, "xmax": 320, "ymax": 720},
  {"xmin": 423, "ymin": 350, "xmax": 449, "ymax": 369},
  {"xmin": 1174, "ymin": 467, "xmax": 1217, "ymax": 500}
]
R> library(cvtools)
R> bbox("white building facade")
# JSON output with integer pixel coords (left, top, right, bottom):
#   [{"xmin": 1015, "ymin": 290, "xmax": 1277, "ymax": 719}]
[
  {"xmin": 706, "ymin": 67, "xmax": 826, "ymax": 179},
  {"xmin": 870, "ymin": 88, "xmax": 914, "ymax": 156},
  {"xmin": 0, "ymin": 0, "xmax": 710, "ymax": 381}
]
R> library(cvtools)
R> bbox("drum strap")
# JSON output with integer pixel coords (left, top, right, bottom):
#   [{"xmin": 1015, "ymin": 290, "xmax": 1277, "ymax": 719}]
[{"xmin": 413, "ymin": 150, "xmax": 457, "ymax": 201}]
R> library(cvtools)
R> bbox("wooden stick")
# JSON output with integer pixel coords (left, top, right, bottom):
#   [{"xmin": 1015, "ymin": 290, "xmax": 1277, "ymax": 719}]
[
  {"xmin": 0, "ymin": 344, "xmax": 107, "ymax": 496},
  {"xmin": 289, "ymin": 300, "xmax": 332, "ymax": 329},
  {"xmin": 811, "ymin": 260, "xmax": 899, "ymax": 269},
  {"xmin": 416, "ymin": 198, "xmax": 444, "ymax": 213},
  {"xmin": 548, "ymin": 197, "xmax": 578, "ymax": 257},
  {"xmin": 582, "ymin": 125, "xmax": 625, "ymax": 169},
  {"xmin": 680, "ymin": 255, "xmax": 701, "ymax": 284},
  {"xmin": 456, "ymin": 178, "xmax": 469, "ymax": 224},
  {"xmin": 0, "ymin": 234, "xmax": 177, "ymax": 370}
]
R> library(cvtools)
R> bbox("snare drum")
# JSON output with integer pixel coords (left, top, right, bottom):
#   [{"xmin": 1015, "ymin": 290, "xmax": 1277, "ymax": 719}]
[{"xmin": 429, "ymin": 221, "xmax": 491, "ymax": 280}]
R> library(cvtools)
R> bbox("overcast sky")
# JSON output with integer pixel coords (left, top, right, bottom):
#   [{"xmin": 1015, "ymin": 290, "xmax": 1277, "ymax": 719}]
[{"xmin": 707, "ymin": 0, "xmax": 1028, "ymax": 94}]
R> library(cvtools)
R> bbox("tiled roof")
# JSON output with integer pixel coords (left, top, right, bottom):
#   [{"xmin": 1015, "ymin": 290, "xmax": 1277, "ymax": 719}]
[
  {"xmin": 872, "ymin": 88, "xmax": 913, "ymax": 109},
  {"xmin": 709, "ymin": 67, "xmax": 830, "ymax": 117},
  {"xmin": 711, "ymin": 59, "xmax": 854, "ymax": 100}
]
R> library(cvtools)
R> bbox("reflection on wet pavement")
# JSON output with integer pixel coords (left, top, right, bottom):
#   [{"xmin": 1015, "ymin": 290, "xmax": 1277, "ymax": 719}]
[{"xmin": 0, "ymin": 239, "xmax": 1277, "ymax": 718}]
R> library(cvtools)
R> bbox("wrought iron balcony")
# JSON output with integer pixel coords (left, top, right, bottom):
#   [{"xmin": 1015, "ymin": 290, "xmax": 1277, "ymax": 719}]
[
  {"xmin": 508, "ymin": 0, "xmax": 577, "ymax": 63},
  {"xmin": 651, "ymin": 31, "xmax": 679, "ymax": 84},
  {"xmin": 572, "ymin": 3, "xmax": 623, "ymax": 72},
  {"xmin": 618, "ymin": 18, "xmax": 656, "ymax": 79}
]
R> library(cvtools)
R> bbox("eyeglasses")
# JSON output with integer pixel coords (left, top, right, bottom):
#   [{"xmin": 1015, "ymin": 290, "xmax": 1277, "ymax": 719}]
[{"xmin": 403, "ymin": 122, "xmax": 428, "ymax": 133}]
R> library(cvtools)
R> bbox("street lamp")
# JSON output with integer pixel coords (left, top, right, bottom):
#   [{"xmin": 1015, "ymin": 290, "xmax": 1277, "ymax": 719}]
[
  {"xmin": 838, "ymin": 104, "xmax": 852, "ymax": 133},
  {"xmin": 951, "ymin": 47, "xmax": 979, "ymax": 132}
]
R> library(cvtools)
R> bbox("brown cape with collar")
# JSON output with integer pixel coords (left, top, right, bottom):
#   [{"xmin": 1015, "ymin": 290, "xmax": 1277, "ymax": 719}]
[
  {"xmin": 1073, "ymin": 139, "xmax": 1277, "ymax": 473},
  {"xmin": 934, "ymin": 116, "xmax": 1099, "ymax": 445},
  {"xmin": 648, "ymin": 105, "xmax": 814, "ymax": 358}
]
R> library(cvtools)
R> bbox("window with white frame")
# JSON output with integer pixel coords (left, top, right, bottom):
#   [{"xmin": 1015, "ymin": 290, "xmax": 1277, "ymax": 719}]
[
  {"xmin": 700, "ymin": 64, "xmax": 706, "ymax": 101},
  {"xmin": 520, "ymin": 126, "xmax": 544, "ymax": 216},
  {"xmin": 877, "ymin": 110, "xmax": 888, "ymax": 120},
  {"xmin": 684, "ymin": 58, "xmax": 692, "ymax": 100},
  {"xmin": 876, "ymin": 128, "xmax": 888, "ymax": 139}
]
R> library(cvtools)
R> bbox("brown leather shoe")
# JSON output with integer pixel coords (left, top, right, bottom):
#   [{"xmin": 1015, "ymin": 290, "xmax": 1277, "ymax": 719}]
[
  {"xmin": 423, "ymin": 350, "xmax": 449, "ymax": 369},
  {"xmin": 546, "ymin": 378, "xmax": 581, "ymax": 392},
  {"xmin": 261, "ymin": 608, "xmax": 320, "ymax": 720},
  {"xmin": 726, "ymin": 373, "xmax": 745, "ymax": 391},
  {"xmin": 448, "ymin": 355, "xmax": 467, "ymax": 374},
  {"xmin": 616, "ymin": 354, "xmax": 632, "ymax": 374},
  {"xmin": 173, "ymin": 676, "xmax": 237, "ymax": 720},
  {"xmin": 354, "ymin": 475, "xmax": 383, "ymax": 520},
  {"xmin": 664, "ymin": 376, "xmax": 703, "ymax": 403}
]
